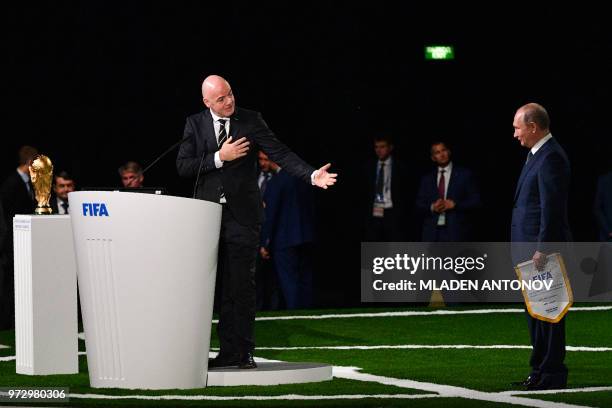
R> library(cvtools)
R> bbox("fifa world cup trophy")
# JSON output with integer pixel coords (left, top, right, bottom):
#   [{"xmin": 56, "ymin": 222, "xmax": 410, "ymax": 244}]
[{"xmin": 29, "ymin": 155, "xmax": 54, "ymax": 215}]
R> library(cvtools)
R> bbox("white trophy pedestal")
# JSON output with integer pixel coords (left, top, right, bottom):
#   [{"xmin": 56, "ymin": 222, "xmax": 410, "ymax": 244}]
[{"xmin": 13, "ymin": 215, "xmax": 79, "ymax": 375}]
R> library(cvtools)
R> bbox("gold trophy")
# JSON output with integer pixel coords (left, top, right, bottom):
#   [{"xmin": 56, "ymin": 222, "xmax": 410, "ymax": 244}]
[{"xmin": 29, "ymin": 155, "xmax": 54, "ymax": 215}]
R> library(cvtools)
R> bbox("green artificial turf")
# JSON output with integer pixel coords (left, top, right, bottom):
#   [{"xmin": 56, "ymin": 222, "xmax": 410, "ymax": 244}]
[{"xmin": 0, "ymin": 305, "xmax": 610, "ymax": 407}]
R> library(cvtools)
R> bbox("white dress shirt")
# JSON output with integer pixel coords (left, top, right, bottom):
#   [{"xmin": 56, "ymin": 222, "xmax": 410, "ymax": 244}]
[
  {"xmin": 435, "ymin": 161, "xmax": 453, "ymax": 226},
  {"xmin": 436, "ymin": 161, "xmax": 453, "ymax": 200},
  {"xmin": 17, "ymin": 168, "xmax": 31, "ymax": 194},
  {"xmin": 531, "ymin": 133, "xmax": 553, "ymax": 155},
  {"xmin": 210, "ymin": 110, "xmax": 230, "ymax": 169},
  {"xmin": 375, "ymin": 157, "xmax": 393, "ymax": 209},
  {"xmin": 56, "ymin": 197, "xmax": 69, "ymax": 214}
]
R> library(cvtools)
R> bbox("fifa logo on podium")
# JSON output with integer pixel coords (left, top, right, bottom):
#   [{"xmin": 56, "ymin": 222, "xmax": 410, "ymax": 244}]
[{"xmin": 82, "ymin": 203, "xmax": 109, "ymax": 217}]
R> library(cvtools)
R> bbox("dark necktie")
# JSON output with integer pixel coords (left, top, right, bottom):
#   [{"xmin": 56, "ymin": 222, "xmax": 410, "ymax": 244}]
[
  {"xmin": 526, "ymin": 151, "xmax": 534, "ymax": 163},
  {"xmin": 375, "ymin": 161, "xmax": 385, "ymax": 199},
  {"xmin": 61, "ymin": 201, "xmax": 69, "ymax": 214},
  {"xmin": 217, "ymin": 119, "xmax": 228, "ymax": 147},
  {"xmin": 260, "ymin": 172, "xmax": 271, "ymax": 196},
  {"xmin": 438, "ymin": 169, "xmax": 446, "ymax": 199}
]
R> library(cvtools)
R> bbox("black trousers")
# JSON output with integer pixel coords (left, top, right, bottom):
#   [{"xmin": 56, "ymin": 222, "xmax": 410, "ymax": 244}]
[
  {"xmin": 364, "ymin": 209, "xmax": 406, "ymax": 241},
  {"xmin": 273, "ymin": 244, "xmax": 314, "ymax": 310},
  {"xmin": 255, "ymin": 254, "xmax": 280, "ymax": 311},
  {"xmin": 216, "ymin": 206, "xmax": 260, "ymax": 357},
  {"xmin": 526, "ymin": 312, "xmax": 567, "ymax": 383}
]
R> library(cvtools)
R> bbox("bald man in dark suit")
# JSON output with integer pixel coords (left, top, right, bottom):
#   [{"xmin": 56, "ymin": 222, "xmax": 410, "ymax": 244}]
[{"xmin": 177, "ymin": 75, "xmax": 337, "ymax": 369}]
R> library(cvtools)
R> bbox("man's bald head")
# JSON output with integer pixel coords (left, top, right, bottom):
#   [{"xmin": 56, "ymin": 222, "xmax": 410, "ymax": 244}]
[
  {"xmin": 202, "ymin": 75, "xmax": 235, "ymax": 117},
  {"xmin": 202, "ymin": 75, "xmax": 229, "ymax": 98},
  {"xmin": 513, "ymin": 102, "xmax": 551, "ymax": 149},
  {"xmin": 517, "ymin": 103, "xmax": 550, "ymax": 132}
]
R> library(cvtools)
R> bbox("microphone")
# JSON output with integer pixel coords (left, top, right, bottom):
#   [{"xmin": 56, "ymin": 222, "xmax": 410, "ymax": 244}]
[
  {"xmin": 142, "ymin": 134, "xmax": 194, "ymax": 175},
  {"xmin": 193, "ymin": 148, "xmax": 206, "ymax": 199}
]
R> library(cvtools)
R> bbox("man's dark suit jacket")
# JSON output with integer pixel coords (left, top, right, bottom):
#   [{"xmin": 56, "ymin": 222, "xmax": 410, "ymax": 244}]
[
  {"xmin": 49, "ymin": 195, "xmax": 69, "ymax": 215},
  {"xmin": 1, "ymin": 171, "xmax": 36, "ymax": 252},
  {"xmin": 1, "ymin": 171, "xmax": 36, "ymax": 225},
  {"xmin": 0, "ymin": 171, "xmax": 35, "ymax": 330},
  {"xmin": 511, "ymin": 137, "xmax": 571, "ymax": 263},
  {"xmin": 415, "ymin": 165, "xmax": 481, "ymax": 242},
  {"xmin": 176, "ymin": 108, "xmax": 315, "ymax": 226},
  {"xmin": 594, "ymin": 171, "xmax": 612, "ymax": 241},
  {"xmin": 363, "ymin": 156, "xmax": 415, "ymax": 239},
  {"xmin": 260, "ymin": 170, "xmax": 315, "ymax": 250},
  {"xmin": 511, "ymin": 137, "xmax": 571, "ymax": 385}
]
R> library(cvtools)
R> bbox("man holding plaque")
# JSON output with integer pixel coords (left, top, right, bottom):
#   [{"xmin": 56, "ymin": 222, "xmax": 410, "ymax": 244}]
[{"xmin": 511, "ymin": 103, "xmax": 572, "ymax": 390}]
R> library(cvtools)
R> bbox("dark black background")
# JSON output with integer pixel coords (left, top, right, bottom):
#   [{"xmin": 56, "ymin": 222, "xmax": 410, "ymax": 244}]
[{"xmin": 3, "ymin": 3, "xmax": 611, "ymax": 307}]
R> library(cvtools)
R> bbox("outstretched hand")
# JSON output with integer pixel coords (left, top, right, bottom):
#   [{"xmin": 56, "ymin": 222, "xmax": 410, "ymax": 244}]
[{"xmin": 313, "ymin": 163, "xmax": 337, "ymax": 189}]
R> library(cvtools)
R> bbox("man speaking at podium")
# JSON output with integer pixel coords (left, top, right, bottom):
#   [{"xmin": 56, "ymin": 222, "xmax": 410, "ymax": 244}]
[{"xmin": 177, "ymin": 75, "xmax": 337, "ymax": 369}]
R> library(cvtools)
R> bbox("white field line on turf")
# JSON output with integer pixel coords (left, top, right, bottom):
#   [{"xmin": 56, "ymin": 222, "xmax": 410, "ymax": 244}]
[
  {"xmin": 0, "ymin": 344, "xmax": 8, "ymax": 349},
  {"xmin": 208, "ymin": 305, "xmax": 612, "ymax": 323},
  {"xmin": 250, "ymin": 344, "xmax": 612, "ymax": 352},
  {"xmin": 501, "ymin": 386, "xmax": 612, "ymax": 396},
  {"xmin": 1, "ymin": 352, "xmax": 597, "ymax": 407},
  {"xmin": 68, "ymin": 353, "xmax": 439, "ymax": 401},
  {"xmin": 334, "ymin": 366, "xmax": 591, "ymax": 408},
  {"xmin": 75, "ymin": 306, "xmax": 612, "ymax": 339},
  {"xmin": 68, "ymin": 393, "xmax": 440, "ymax": 401}
]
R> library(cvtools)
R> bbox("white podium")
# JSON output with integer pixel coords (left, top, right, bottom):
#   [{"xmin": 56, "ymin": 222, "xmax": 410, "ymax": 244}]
[
  {"xmin": 13, "ymin": 215, "xmax": 78, "ymax": 375},
  {"xmin": 69, "ymin": 191, "xmax": 222, "ymax": 389}
]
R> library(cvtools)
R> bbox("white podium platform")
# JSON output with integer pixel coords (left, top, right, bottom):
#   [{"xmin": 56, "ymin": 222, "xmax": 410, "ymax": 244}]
[
  {"xmin": 13, "ymin": 215, "xmax": 78, "ymax": 375},
  {"xmin": 69, "ymin": 191, "xmax": 222, "ymax": 389},
  {"xmin": 207, "ymin": 362, "xmax": 333, "ymax": 386}
]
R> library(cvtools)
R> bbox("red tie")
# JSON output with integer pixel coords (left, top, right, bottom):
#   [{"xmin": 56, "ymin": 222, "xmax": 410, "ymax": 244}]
[{"xmin": 438, "ymin": 169, "xmax": 446, "ymax": 199}]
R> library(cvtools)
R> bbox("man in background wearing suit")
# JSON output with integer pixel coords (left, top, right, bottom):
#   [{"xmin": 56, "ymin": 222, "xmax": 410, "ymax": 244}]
[
  {"xmin": 1, "ymin": 146, "xmax": 38, "ymax": 224},
  {"xmin": 594, "ymin": 171, "xmax": 612, "ymax": 242},
  {"xmin": 259, "ymin": 152, "xmax": 316, "ymax": 310},
  {"xmin": 50, "ymin": 171, "xmax": 76, "ymax": 214},
  {"xmin": 363, "ymin": 135, "xmax": 412, "ymax": 241},
  {"xmin": 511, "ymin": 103, "xmax": 571, "ymax": 390},
  {"xmin": 0, "ymin": 145, "xmax": 38, "ymax": 329},
  {"xmin": 415, "ymin": 142, "xmax": 481, "ymax": 242},
  {"xmin": 177, "ymin": 75, "xmax": 336, "ymax": 369},
  {"xmin": 255, "ymin": 151, "xmax": 280, "ymax": 311}
]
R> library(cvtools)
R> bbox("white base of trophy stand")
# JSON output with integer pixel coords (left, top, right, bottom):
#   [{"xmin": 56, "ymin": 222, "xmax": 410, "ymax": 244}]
[
  {"xmin": 207, "ymin": 362, "xmax": 333, "ymax": 386},
  {"xmin": 13, "ymin": 215, "xmax": 78, "ymax": 375}
]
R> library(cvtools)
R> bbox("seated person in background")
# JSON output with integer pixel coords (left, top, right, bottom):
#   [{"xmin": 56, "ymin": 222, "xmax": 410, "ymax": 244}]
[
  {"xmin": 50, "ymin": 170, "xmax": 76, "ymax": 214},
  {"xmin": 118, "ymin": 161, "xmax": 144, "ymax": 188}
]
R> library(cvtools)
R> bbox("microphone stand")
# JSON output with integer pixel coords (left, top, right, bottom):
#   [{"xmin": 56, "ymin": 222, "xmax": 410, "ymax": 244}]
[{"xmin": 142, "ymin": 136, "xmax": 191, "ymax": 175}]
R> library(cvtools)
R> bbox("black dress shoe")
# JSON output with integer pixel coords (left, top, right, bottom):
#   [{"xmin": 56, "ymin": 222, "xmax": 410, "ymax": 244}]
[
  {"xmin": 238, "ymin": 352, "xmax": 257, "ymax": 369},
  {"xmin": 208, "ymin": 354, "xmax": 240, "ymax": 368},
  {"xmin": 511, "ymin": 374, "xmax": 540, "ymax": 387},
  {"xmin": 526, "ymin": 376, "xmax": 567, "ymax": 391}
]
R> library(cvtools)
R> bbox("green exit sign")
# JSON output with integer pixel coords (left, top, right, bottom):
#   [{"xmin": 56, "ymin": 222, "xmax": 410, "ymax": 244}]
[{"xmin": 425, "ymin": 46, "xmax": 455, "ymax": 60}]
